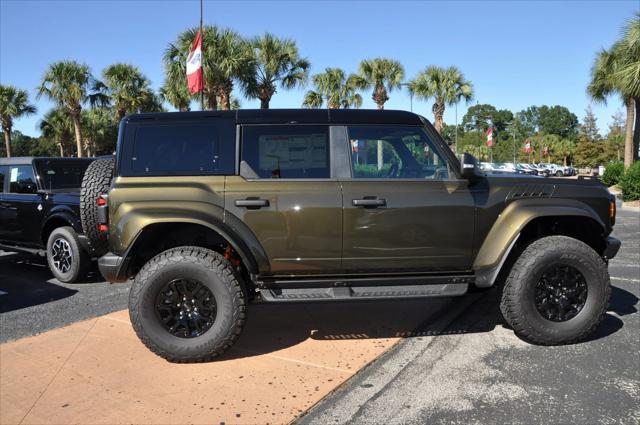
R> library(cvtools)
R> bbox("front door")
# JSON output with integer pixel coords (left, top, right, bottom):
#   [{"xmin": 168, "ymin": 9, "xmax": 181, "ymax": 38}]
[
  {"xmin": 224, "ymin": 124, "xmax": 342, "ymax": 276},
  {"xmin": 0, "ymin": 164, "xmax": 44, "ymax": 247},
  {"xmin": 340, "ymin": 125, "xmax": 475, "ymax": 273}
]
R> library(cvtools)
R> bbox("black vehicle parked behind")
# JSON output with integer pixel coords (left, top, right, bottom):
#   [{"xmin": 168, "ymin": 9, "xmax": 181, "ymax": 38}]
[{"xmin": 0, "ymin": 157, "xmax": 95, "ymax": 282}]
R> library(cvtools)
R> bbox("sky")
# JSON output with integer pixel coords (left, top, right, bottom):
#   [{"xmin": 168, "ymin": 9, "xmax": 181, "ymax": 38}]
[{"xmin": 1, "ymin": 0, "xmax": 638, "ymax": 137}]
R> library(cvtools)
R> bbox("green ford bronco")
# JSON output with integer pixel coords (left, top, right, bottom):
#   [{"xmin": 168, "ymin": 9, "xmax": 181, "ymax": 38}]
[{"xmin": 81, "ymin": 109, "xmax": 620, "ymax": 362}]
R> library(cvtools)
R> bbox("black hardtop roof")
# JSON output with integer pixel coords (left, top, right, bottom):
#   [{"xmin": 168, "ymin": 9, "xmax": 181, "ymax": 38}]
[
  {"xmin": 0, "ymin": 157, "xmax": 95, "ymax": 166},
  {"xmin": 123, "ymin": 109, "xmax": 425, "ymax": 126}
]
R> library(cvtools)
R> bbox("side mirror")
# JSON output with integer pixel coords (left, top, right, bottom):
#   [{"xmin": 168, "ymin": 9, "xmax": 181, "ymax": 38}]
[{"xmin": 460, "ymin": 153, "xmax": 483, "ymax": 179}]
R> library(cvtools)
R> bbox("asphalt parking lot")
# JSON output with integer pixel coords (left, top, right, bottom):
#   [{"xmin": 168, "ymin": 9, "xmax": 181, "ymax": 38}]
[{"xmin": 0, "ymin": 202, "xmax": 638, "ymax": 424}]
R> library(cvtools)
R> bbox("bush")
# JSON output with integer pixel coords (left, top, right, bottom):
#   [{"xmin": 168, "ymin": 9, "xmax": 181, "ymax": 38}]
[
  {"xmin": 619, "ymin": 161, "xmax": 640, "ymax": 201},
  {"xmin": 601, "ymin": 161, "xmax": 624, "ymax": 186}
]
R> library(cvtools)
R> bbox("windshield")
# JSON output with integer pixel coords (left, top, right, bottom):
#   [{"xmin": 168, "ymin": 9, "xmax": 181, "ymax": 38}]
[{"xmin": 34, "ymin": 159, "xmax": 94, "ymax": 191}]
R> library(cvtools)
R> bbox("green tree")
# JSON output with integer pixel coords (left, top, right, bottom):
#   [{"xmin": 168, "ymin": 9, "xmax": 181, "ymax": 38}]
[
  {"xmin": 514, "ymin": 105, "xmax": 578, "ymax": 140},
  {"xmin": 241, "ymin": 33, "xmax": 309, "ymax": 109},
  {"xmin": 99, "ymin": 63, "xmax": 158, "ymax": 123},
  {"xmin": 409, "ymin": 65, "xmax": 473, "ymax": 133},
  {"xmin": 82, "ymin": 108, "xmax": 117, "ymax": 155},
  {"xmin": 0, "ymin": 85, "xmax": 36, "ymax": 158},
  {"xmin": 39, "ymin": 107, "xmax": 74, "ymax": 156},
  {"xmin": 159, "ymin": 77, "xmax": 191, "ymax": 112},
  {"xmin": 165, "ymin": 26, "xmax": 250, "ymax": 110},
  {"xmin": 302, "ymin": 68, "xmax": 362, "ymax": 109},
  {"xmin": 605, "ymin": 110, "xmax": 626, "ymax": 161},
  {"xmin": 462, "ymin": 103, "xmax": 513, "ymax": 133},
  {"xmin": 357, "ymin": 58, "xmax": 404, "ymax": 109},
  {"xmin": 588, "ymin": 13, "xmax": 640, "ymax": 167},
  {"xmin": 580, "ymin": 105, "xmax": 601, "ymax": 141},
  {"xmin": 37, "ymin": 60, "xmax": 101, "ymax": 157}
]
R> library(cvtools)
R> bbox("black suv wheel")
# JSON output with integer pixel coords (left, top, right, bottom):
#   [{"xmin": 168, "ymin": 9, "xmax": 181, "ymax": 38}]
[
  {"xmin": 46, "ymin": 226, "xmax": 90, "ymax": 283},
  {"xmin": 129, "ymin": 246, "xmax": 246, "ymax": 362},
  {"xmin": 500, "ymin": 235, "xmax": 610, "ymax": 345}
]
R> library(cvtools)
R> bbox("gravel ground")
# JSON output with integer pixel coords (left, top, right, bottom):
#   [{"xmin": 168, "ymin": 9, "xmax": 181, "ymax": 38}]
[{"xmin": 298, "ymin": 203, "xmax": 640, "ymax": 425}]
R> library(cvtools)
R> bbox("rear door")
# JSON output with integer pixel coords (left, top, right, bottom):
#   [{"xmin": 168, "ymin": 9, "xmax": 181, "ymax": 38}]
[
  {"xmin": 0, "ymin": 163, "xmax": 44, "ymax": 246},
  {"xmin": 224, "ymin": 124, "xmax": 342, "ymax": 276},
  {"xmin": 340, "ymin": 125, "xmax": 475, "ymax": 273}
]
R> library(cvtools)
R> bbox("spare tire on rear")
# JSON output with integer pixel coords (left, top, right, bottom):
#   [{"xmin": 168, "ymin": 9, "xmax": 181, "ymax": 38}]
[{"xmin": 80, "ymin": 157, "xmax": 115, "ymax": 256}]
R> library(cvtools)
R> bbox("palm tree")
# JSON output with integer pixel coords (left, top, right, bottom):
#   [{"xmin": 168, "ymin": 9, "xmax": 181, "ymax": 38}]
[
  {"xmin": 40, "ymin": 107, "xmax": 74, "ymax": 157},
  {"xmin": 241, "ymin": 33, "xmax": 309, "ymax": 109},
  {"xmin": 99, "ymin": 63, "xmax": 157, "ymax": 123},
  {"xmin": 357, "ymin": 58, "xmax": 404, "ymax": 109},
  {"xmin": 164, "ymin": 26, "xmax": 250, "ymax": 111},
  {"xmin": 589, "ymin": 14, "xmax": 639, "ymax": 167},
  {"xmin": 160, "ymin": 77, "xmax": 191, "ymax": 112},
  {"xmin": 409, "ymin": 66, "xmax": 474, "ymax": 133},
  {"xmin": 82, "ymin": 108, "xmax": 116, "ymax": 156},
  {"xmin": 37, "ymin": 61, "xmax": 100, "ymax": 157},
  {"xmin": 302, "ymin": 68, "xmax": 362, "ymax": 109},
  {"xmin": 0, "ymin": 85, "xmax": 36, "ymax": 157}
]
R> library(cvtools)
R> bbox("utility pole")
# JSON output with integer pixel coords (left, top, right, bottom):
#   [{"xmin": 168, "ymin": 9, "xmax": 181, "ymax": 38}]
[
  {"xmin": 512, "ymin": 126, "xmax": 516, "ymax": 165},
  {"xmin": 200, "ymin": 0, "xmax": 204, "ymax": 111}
]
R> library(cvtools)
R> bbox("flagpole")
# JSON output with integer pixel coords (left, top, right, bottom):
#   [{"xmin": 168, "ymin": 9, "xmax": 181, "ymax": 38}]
[{"xmin": 200, "ymin": 0, "xmax": 204, "ymax": 111}]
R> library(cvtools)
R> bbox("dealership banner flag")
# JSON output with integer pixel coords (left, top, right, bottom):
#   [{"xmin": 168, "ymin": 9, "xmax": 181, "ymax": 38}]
[
  {"xmin": 187, "ymin": 30, "xmax": 203, "ymax": 95},
  {"xmin": 486, "ymin": 127, "xmax": 494, "ymax": 148},
  {"xmin": 524, "ymin": 138, "xmax": 532, "ymax": 153}
]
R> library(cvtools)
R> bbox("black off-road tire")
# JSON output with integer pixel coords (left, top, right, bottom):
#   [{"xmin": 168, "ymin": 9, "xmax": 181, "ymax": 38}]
[
  {"xmin": 46, "ymin": 226, "xmax": 91, "ymax": 283},
  {"xmin": 500, "ymin": 235, "xmax": 611, "ymax": 345},
  {"xmin": 129, "ymin": 246, "xmax": 246, "ymax": 363},
  {"xmin": 80, "ymin": 157, "xmax": 114, "ymax": 256}
]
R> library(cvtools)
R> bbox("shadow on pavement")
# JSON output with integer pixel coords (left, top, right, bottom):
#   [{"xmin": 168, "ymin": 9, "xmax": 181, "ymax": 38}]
[
  {"xmin": 224, "ymin": 284, "xmax": 636, "ymax": 360},
  {"xmin": 0, "ymin": 260, "xmax": 103, "ymax": 313}
]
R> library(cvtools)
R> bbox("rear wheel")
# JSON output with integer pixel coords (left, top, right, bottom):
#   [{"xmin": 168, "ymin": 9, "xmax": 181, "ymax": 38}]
[
  {"xmin": 500, "ymin": 235, "xmax": 610, "ymax": 345},
  {"xmin": 80, "ymin": 157, "xmax": 114, "ymax": 256},
  {"xmin": 46, "ymin": 226, "xmax": 90, "ymax": 283},
  {"xmin": 555, "ymin": 170, "xmax": 563, "ymax": 177},
  {"xmin": 129, "ymin": 246, "xmax": 246, "ymax": 362}
]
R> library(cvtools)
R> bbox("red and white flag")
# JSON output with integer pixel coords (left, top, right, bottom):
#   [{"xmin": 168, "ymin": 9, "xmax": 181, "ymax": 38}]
[
  {"xmin": 524, "ymin": 138, "xmax": 532, "ymax": 153},
  {"xmin": 186, "ymin": 30, "xmax": 203, "ymax": 95},
  {"xmin": 486, "ymin": 127, "xmax": 494, "ymax": 148}
]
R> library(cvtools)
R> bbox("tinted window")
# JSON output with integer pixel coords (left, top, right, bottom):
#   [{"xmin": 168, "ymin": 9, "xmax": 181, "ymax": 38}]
[
  {"xmin": 0, "ymin": 166, "xmax": 5, "ymax": 192},
  {"xmin": 124, "ymin": 121, "xmax": 235, "ymax": 176},
  {"xmin": 242, "ymin": 125, "xmax": 330, "ymax": 179},
  {"xmin": 348, "ymin": 126, "xmax": 449, "ymax": 180},
  {"xmin": 35, "ymin": 159, "xmax": 93, "ymax": 190},
  {"xmin": 8, "ymin": 165, "xmax": 37, "ymax": 194}
]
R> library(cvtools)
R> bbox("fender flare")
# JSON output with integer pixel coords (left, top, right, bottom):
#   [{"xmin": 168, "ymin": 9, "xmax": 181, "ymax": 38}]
[
  {"xmin": 114, "ymin": 201, "xmax": 269, "ymax": 276},
  {"xmin": 473, "ymin": 199, "xmax": 605, "ymax": 287}
]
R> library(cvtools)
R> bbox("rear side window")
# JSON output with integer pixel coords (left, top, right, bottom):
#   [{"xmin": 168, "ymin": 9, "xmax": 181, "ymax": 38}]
[
  {"xmin": 8, "ymin": 165, "xmax": 37, "ymax": 194},
  {"xmin": 0, "ymin": 166, "xmax": 5, "ymax": 192},
  {"xmin": 120, "ymin": 120, "xmax": 235, "ymax": 176},
  {"xmin": 241, "ymin": 125, "xmax": 330, "ymax": 179}
]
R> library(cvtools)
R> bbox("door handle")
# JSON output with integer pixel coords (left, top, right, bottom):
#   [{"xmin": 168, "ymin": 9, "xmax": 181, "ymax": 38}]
[
  {"xmin": 235, "ymin": 198, "xmax": 270, "ymax": 209},
  {"xmin": 352, "ymin": 198, "xmax": 386, "ymax": 208}
]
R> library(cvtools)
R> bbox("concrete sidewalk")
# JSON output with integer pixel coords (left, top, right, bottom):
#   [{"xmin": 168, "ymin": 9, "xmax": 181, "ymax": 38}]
[{"xmin": 1, "ymin": 298, "xmax": 454, "ymax": 425}]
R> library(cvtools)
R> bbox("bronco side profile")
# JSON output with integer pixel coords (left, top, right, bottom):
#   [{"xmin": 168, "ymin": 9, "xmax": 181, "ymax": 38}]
[{"xmin": 82, "ymin": 109, "xmax": 620, "ymax": 362}]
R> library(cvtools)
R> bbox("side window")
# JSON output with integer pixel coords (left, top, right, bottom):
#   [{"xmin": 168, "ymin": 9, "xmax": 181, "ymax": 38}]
[
  {"xmin": 242, "ymin": 125, "xmax": 330, "ymax": 179},
  {"xmin": 348, "ymin": 126, "xmax": 449, "ymax": 180},
  {"xmin": 8, "ymin": 165, "xmax": 38, "ymax": 194},
  {"xmin": 0, "ymin": 166, "xmax": 5, "ymax": 192},
  {"xmin": 122, "ymin": 120, "xmax": 235, "ymax": 176}
]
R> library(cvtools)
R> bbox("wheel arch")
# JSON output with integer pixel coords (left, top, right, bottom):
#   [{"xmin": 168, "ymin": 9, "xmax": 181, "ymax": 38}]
[
  {"xmin": 41, "ymin": 211, "xmax": 78, "ymax": 246},
  {"xmin": 474, "ymin": 200, "xmax": 606, "ymax": 287}
]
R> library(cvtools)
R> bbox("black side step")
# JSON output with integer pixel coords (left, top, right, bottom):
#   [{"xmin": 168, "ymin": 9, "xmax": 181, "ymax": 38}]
[
  {"xmin": 259, "ymin": 283, "xmax": 468, "ymax": 302},
  {"xmin": 0, "ymin": 243, "xmax": 45, "ymax": 257}
]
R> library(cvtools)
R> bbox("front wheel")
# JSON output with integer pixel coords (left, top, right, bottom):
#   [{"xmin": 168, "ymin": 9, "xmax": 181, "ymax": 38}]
[
  {"xmin": 555, "ymin": 171, "xmax": 563, "ymax": 177},
  {"xmin": 129, "ymin": 246, "xmax": 246, "ymax": 362},
  {"xmin": 500, "ymin": 235, "xmax": 610, "ymax": 345},
  {"xmin": 46, "ymin": 226, "xmax": 90, "ymax": 283}
]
